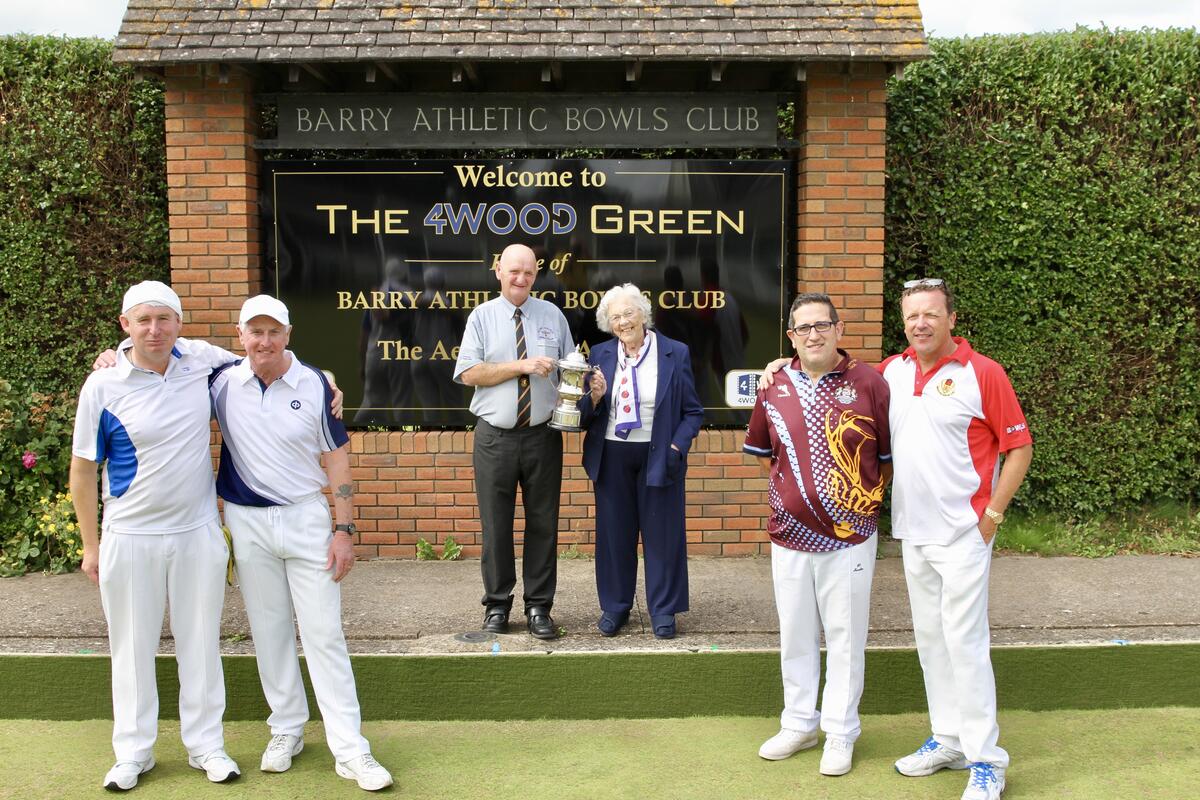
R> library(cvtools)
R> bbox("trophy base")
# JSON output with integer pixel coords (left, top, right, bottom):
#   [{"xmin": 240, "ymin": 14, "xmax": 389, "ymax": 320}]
[{"xmin": 549, "ymin": 407, "xmax": 583, "ymax": 432}]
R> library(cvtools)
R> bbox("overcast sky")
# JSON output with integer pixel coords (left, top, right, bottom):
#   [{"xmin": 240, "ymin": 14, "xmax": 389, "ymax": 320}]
[{"xmin": 0, "ymin": 0, "xmax": 1196, "ymax": 39}]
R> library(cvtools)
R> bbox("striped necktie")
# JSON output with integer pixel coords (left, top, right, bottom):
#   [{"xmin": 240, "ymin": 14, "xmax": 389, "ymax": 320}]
[{"xmin": 514, "ymin": 308, "xmax": 531, "ymax": 428}]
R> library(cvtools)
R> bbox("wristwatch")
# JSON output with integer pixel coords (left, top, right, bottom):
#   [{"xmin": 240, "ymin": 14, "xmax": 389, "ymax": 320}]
[
  {"xmin": 983, "ymin": 508, "xmax": 1005, "ymax": 526},
  {"xmin": 334, "ymin": 523, "xmax": 357, "ymax": 536}
]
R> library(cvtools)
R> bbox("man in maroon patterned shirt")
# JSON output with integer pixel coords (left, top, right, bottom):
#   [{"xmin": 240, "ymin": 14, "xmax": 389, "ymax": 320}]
[{"xmin": 744, "ymin": 293, "xmax": 892, "ymax": 777}]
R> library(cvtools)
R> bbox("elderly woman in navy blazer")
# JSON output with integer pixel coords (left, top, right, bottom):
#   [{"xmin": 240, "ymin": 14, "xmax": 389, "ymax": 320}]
[{"xmin": 580, "ymin": 283, "xmax": 704, "ymax": 639}]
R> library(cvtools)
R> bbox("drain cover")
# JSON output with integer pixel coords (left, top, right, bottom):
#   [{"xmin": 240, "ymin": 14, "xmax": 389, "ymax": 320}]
[{"xmin": 454, "ymin": 631, "xmax": 496, "ymax": 643}]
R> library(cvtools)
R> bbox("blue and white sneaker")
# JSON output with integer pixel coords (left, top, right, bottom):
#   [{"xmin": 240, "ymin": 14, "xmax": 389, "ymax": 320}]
[
  {"xmin": 895, "ymin": 736, "xmax": 969, "ymax": 776},
  {"xmin": 961, "ymin": 762, "xmax": 1006, "ymax": 800}
]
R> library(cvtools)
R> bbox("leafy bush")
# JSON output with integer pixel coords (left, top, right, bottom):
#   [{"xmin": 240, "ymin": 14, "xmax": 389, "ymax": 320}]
[
  {"xmin": 0, "ymin": 379, "xmax": 82, "ymax": 574},
  {"xmin": 0, "ymin": 491, "xmax": 82, "ymax": 576},
  {"xmin": 0, "ymin": 36, "xmax": 165, "ymax": 571},
  {"xmin": 886, "ymin": 29, "xmax": 1200, "ymax": 514},
  {"xmin": 0, "ymin": 35, "xmax": 167, "ymax": 397}
]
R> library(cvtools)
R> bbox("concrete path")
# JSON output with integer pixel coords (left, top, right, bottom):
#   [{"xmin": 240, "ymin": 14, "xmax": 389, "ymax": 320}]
[{"xmin": 1, "ymin": 552, "xmax": 1196, "ymax": 655}]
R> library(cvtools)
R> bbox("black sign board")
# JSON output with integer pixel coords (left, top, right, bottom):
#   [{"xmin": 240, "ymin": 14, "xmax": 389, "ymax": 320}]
[
  {"xmin": 273, "ymin": 94, "xmax": 777, "ymax": 149},
  {"xmin": 264, "ymin": 159, "xmax": 792, "ymax": 427}
]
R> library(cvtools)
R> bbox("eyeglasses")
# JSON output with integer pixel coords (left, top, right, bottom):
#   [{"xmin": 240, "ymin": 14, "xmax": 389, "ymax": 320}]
[
  {"xmin": 903, "ymin": 278, "xmax": 945, "ymax": 290},
  {"xmin": 609, "ymin": 310, "xmax": 640, "ymax": 323},
  {"xmin": 789, "ymin": 321, "xmax": 835, "ymax": 336}
]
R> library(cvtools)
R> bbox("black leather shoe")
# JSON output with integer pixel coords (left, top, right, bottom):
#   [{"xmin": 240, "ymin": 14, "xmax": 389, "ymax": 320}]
[
  {"xmin": 482, "ymin": 607, "xmax": 510, "ymax": 634},
  {"xmin": 525, "ymin": 606, "xmax": 560, "ymax": 640}
]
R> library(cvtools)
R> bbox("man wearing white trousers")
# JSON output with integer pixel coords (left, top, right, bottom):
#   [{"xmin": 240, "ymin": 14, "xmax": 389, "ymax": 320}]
[
  {"xmin": 744, "ymin": 293, "xmax": 892, "ymax": 777},
  {"xmin": 210, "ymin": 295, "xmax": 392, "ymax": 792},
  {"xmin": 71, "ymin": 281, "xmax": 242, "ymax": 791},
  {"xmin": 880, "ymin": 278, "xmax": 1033, "ymax": 800}
]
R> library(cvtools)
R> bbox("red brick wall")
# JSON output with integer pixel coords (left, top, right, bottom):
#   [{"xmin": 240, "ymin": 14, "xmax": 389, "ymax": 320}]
[
  {"xmin": 163, "ymin": 61, "xmax": 888, "ymax": 558},
  {"xmin": 165, "ymin": 64, "xmax": 261, "ymax": 350},
  {"xmin": 797, "ymin": 62, "xmax": 887, "ymax": 362},
  {"xmin": 349, "ymin": 429, "xmax": 766, "ymax": 559}
]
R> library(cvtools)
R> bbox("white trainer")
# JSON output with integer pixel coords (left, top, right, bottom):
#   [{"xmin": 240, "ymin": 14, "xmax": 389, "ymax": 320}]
[
  {"xmin": 261, "ymin": 733, "xmax": 304, "ymax": 773},
  {"xmin": 103, "ymin": 756, "xmax": 155, "ymax": 791},
  {"xmin": 961, "ymin": 762, "xmax": 1006, "ymax": 800},
  {"xmin": 336, "ymin": 753, "xmax": 394, "ymax": 791},
  {"xmin": 188, "ymin": 749, "xmax": 241, "ymax": 783},
  {"xmin": 895, "ymin": 736, "xmax": 969, "ymax": 777},
  {"xmin": 758, "ymin": 728, "xmax": 819, "ymax": 761},
  {"xmin": 819, "ymin": 736, "xmax": 854, "ymax": 776}
]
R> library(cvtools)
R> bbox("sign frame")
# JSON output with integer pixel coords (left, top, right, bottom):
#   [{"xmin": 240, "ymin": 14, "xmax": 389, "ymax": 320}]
[{"xmin": 263, "ymin": 93, "xmax": 781, "ymax": 150}]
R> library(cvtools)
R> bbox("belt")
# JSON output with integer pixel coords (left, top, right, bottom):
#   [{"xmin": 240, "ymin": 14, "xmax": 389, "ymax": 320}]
[{"xmin": 476, "ymin": 418, "xmax": 549, "ymax": 435}]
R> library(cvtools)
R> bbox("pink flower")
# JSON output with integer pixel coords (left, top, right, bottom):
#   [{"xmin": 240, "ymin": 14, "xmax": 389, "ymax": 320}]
[{"xmin": 21, "ymin": 451, "xmax": 37, "ymax": 469}]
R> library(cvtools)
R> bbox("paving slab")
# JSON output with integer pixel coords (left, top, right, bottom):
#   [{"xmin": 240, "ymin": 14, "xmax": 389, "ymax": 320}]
[{"xmin": 0, "ymin": 553, "xmax": 1196, "ymax": 655}]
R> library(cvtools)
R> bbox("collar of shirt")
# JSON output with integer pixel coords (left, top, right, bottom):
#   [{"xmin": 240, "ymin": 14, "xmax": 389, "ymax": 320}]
[
  {"xmin": 786, "ymin": 348, "xmax": 852, "ymax": 384},
  {"xmin": 116, "ymin": 337, "xmax": 187, "ymax": 378},
  {"xmin": 617, "ymin": 329, "xmax": 655, "ymax": 369},
  {"xmin": 230, "ymin": 350, "xmax": 301, "ymax": 389},
  {"xmin": 901, "ymin": 336, "xmax": 974, "ymax": 371},
  {"xmin": 497, "ymin": 294, "xmax": 524, "ymax": 318}
]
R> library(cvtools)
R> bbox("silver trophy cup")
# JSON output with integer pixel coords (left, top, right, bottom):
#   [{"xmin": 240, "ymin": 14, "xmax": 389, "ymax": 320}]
[{"xmin": 548, "ymin": 349, "xmax": 595, "ymax": 431}]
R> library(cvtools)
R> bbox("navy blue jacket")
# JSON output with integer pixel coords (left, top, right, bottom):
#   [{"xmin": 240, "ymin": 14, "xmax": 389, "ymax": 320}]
[{"xmin": 580, "ymin": 332, "xmax": 704, "ymax": 487}]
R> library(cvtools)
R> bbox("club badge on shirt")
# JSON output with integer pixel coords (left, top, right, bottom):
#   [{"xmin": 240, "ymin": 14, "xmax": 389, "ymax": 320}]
[
  {"xmin": 835, "ymin": 385, "xmax": 858, "ymax": 405},
  {"xmin": 937, "ymin": 378, "xmax": 955, "ymax": 396}
]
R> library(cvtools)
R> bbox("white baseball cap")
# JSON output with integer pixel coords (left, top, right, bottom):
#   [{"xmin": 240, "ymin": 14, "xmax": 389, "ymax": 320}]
[
  {"xmin": 122, "ymin": 280, "xmax": 182, "ymax": 318},
  {"xmin": 239, "ymin": 294, "xmax": 291, "ymax": 326}
]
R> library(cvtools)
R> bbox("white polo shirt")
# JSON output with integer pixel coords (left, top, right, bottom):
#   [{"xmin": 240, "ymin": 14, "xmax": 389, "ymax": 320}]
[
  {"xmin": 210, "ymin": 352, "xmax": 349, "ymax": 507},
  {"xmin": 72, "ymin": 337, "xmax": 236, "ymax": 534},
  {"xmin": 881, "ymin": 338, "xmax": 1033, "ymax": 545}
]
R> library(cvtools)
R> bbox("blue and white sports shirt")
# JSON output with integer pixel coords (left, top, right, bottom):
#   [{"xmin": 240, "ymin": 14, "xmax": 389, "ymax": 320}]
[
  {"xmin": 210, "ymin": 352, "xmax": 349, "ymax": 507},
  {"xmin": 72, "ymin": 337, "xmax": 236, "ymax": 534}
]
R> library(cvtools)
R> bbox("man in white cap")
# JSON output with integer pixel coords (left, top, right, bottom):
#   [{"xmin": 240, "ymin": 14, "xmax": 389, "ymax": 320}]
[
  {"xmin": 71, "ymin": 280, "xmax": 242, "ymax": 790},
  {"xmin": 208, "ymin": 295, "xmax": 392, "ymax": 791}
]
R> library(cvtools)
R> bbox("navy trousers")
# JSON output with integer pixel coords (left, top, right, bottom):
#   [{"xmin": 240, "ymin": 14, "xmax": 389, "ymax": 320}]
[{"xmin": 594, "ymin": 440, "xmax": 689, "ymax": 616}]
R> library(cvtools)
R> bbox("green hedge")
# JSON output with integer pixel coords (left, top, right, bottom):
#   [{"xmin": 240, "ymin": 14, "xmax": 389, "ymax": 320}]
[
  {"xmin": 0, "ymin": 35, "xmax": 167, "ymax": 396},
  {"xmin": 0, "ymin": 36, "xmax": 166, "ymax": 565},
  {"xmin": 886, "ymin": 29, "xmax": 1200, "ymax": 514},
  {"xmin": 2, "ymin": 31, "xmax": 1198, "ymax": 533}
]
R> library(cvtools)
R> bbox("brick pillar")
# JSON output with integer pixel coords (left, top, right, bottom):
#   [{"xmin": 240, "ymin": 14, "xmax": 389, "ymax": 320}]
[
  {"xmin": 797, "ymin": 61, "xmax": 887, "ymax": 362},
  {"xmin": 164, "ymin": 65, "xmax": 262, "ymax": 350}
]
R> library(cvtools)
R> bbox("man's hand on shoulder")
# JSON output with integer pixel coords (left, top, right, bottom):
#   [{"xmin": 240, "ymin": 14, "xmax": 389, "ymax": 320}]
[
  {"xmin": 323, "ymin": 371, "xmax": 344, "ymax": 419},
  {"xmin": 760, "ymin": 357, "xmax": 790, "ymax": 388},
  {"xmin": 92, "ymin": 349, "xmax": 118, "ymax": 370}
]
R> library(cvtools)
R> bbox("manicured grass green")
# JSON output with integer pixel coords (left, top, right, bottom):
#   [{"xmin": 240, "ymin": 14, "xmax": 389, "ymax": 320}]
[
  {"xmin": 0, "ymin": 709, "xmax": 1196, "ymax": 799},
  {"xmin": 1, "ymin": 645, "xmax": 1197, "ymax": 722},
  {"xmin": 996, "ymin": 504, "xmax": 1200, "ymax": 557}
]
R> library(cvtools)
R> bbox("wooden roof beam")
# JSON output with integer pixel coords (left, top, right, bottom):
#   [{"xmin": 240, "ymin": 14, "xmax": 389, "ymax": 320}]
[{"xmin": 452, "ymin": 61, "xmax": 479, "ymax": 86}]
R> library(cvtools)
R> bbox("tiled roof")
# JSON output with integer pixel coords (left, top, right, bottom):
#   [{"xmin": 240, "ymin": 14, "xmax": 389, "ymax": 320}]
[{"xmin": 113, "ymin": 0, "xmax": 928, "ymax": 64}]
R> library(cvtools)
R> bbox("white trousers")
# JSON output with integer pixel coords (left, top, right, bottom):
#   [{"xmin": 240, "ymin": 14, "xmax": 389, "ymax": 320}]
[
  {"xmin": 225, "ymin": 499, "xmax": 369, "ymax": 761},
  {"xmin": 902, "ymin": 529, "xmax": 1008, "ymax": 767},
  {"xmin": 98, "ymin": 522, "xmax": 228, "ymax": 762},
  {"xmin": 771, "ymin": 537, "xmax": 876, "ymax": 740}
]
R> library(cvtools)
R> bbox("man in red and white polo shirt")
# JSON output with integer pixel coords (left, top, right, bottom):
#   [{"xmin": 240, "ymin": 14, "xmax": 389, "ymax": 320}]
[
  {"xmin": 745, "ymin": 293, "xmax": 891, "ymax": 777},
  {"xmin": 882, "ymin": 279, "xmax": 1033, "ymax": 800}
]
